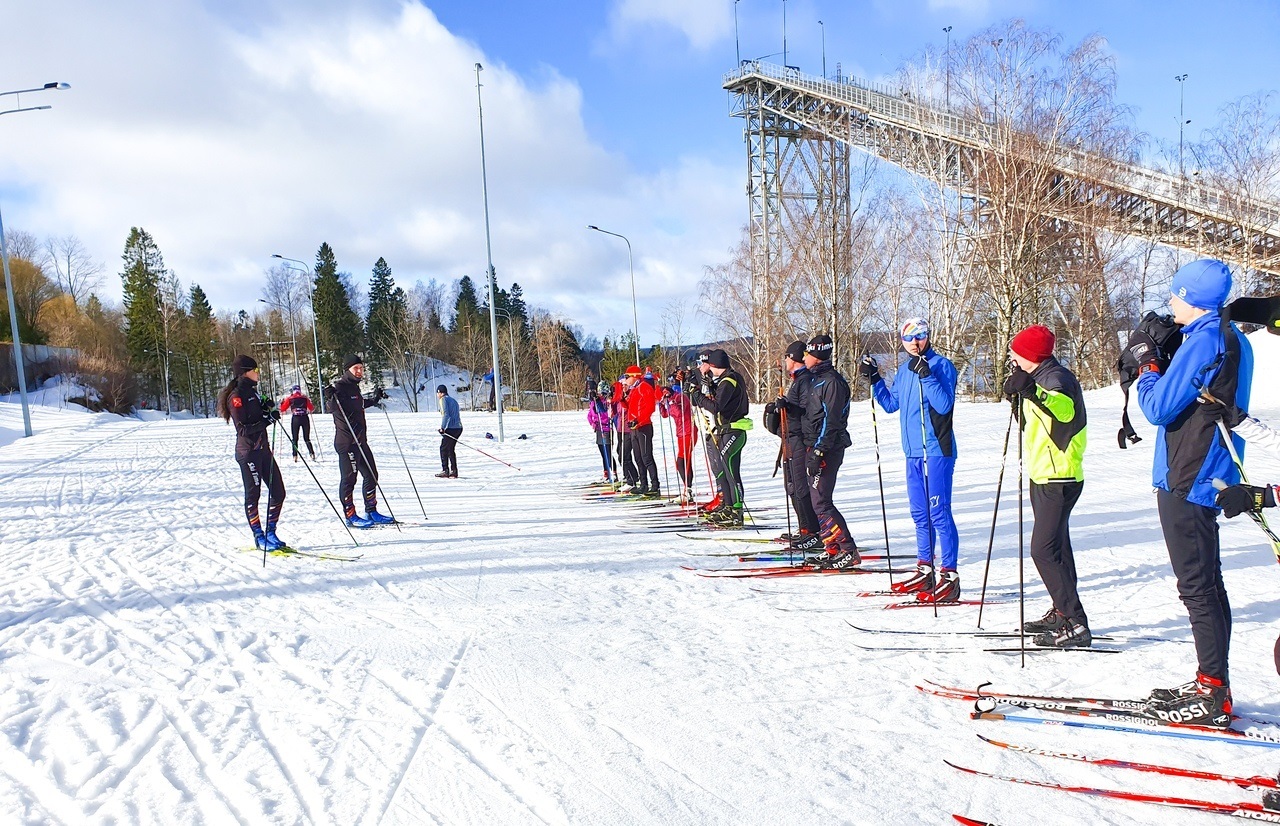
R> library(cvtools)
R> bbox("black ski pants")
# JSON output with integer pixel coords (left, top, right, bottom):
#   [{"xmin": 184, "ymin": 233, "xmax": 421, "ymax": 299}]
[
  {"xmin": 290, "ymin": 415, "xmax": 314, "ymax": 457},
  {"xmin": 713, "ymin": 427, "xmax": 746, "ymax": 509},
  {"xmin": 338, "ymin": 443, "xmax": 379, "ymax": 517},
  {"xmin": 440, "ymin": 427, "xmax": 462, "ymax": 475},
  {"xmin": 1157, "ymin": 488, "xmax": 1231, "ymax": 683},
  {"xmin": 784, "ymin": 435, "xmax": 820, "ymax": 534},
  {"xmin": 633, "ymin": 424, "xmax": 660, "ymax": 492},
  {"xmin": 620, "ymin": 429, "xmax": 639, "ymax": 486},
  {"xmin": 808, "ymin": 445, "xmax": 854, "ymax": 551},
  {"xmin": 237, "ymin": 448, "xmax": 285, "ymax": 532},
  {"xmin": 1029, "ymin": 480, "xmax": 1088, "ymax": 628}
]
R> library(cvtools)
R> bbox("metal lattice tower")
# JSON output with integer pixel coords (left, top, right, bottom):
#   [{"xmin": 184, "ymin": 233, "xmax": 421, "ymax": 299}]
[{"xmin": 726, "ymin": 61, "xmax": 1280, "ymax": 358}]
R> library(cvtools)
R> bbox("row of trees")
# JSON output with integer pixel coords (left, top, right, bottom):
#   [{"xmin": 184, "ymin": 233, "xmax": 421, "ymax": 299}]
[
  {"xmin": 702, "ymin": 20, "xmax": 1280, "ymax": 400},
  {"xmin": 3, "ymin": 228, "xmax": 595, "ymax": 414}
]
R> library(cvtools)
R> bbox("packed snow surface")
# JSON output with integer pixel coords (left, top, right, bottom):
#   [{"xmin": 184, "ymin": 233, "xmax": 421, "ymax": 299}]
[{"xmin": 3, "ymin": 336, "xmax": 1280, "ymax": 824}]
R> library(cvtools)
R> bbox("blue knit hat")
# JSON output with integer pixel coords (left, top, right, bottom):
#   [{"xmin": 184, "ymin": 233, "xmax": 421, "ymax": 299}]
[{"xmin": 1171, "ymin": 259, "xmax": 1232, "ymax": 310}]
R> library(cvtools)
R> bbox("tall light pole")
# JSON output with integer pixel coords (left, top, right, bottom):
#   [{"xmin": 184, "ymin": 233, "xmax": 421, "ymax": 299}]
[
  {"xmin": 1176, "ymin": 73, "xmax": 1189, "ymax": 178},
  {"xmin": 1, "ymin": 81, "xmax": 69, "ymax": 438},
  {"xmin": 587, "ymin": 225, "xmax": 640, "ymax": 366},
  {"xmin": 734, "ymin": 0, "xmax": 741, "ymax": 65},
  {"xmin": 782, "ymin": 0, "xmax": 788, "ymax": 67},
  {"xmin": 272, "ymin": 253, "xmax": 325, "ymax": 413},
  {"xmin": 475, "ymin": 63, "xmax": 505, "ymax": 441},
  {"xmin": 943, "ymin": 26, "xmax": 952, "ymax": 108},
  {"xmin": 494, "ymin": 307, "xmax": 520, "ymax": 408},
  {"xmin": 818, "ymin": 20, "xmax": 826, "ymax": 79}
]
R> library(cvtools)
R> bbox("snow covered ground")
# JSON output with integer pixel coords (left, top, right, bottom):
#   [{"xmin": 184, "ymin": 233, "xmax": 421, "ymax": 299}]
[{"xmin": 3, "ymin": 334, "xmax": 1280, "ymax": 825}]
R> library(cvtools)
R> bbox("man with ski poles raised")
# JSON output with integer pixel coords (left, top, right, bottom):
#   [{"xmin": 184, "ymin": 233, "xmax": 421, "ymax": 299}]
[
  {"xmin": 1128, "ymin": 259, "xmax": 1253, "ymax": 728},
  {"xmin": 1002, "ymin": 325, "xmax": 1091, "ymax": 648},
  {"xmin": 324, "ymin": 355, "xmax": 394, "ymax": 528},
  {"xmin": 797, "ymin": 334, "xmax": 861, "ymax": 569},
  {"xmin": 861, "ymin": 318, "xmax": 960, "ymax": 601},
  {"xmin": 689, "ymin": 349, "xmax": 751, "ymax": 527},
  {"xmin": 767, "ymin": 341, "xmax": 823, "ymax": 554}
]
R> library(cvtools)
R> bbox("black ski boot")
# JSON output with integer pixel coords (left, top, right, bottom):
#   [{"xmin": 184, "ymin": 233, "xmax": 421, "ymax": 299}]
[
  {"xmin": 1033, "ymin": 617, "xmax": 1091, "ymax": 648},
  {"xmin": 1144, "ymin": 673, "xmax": 1232, "ymax": 728},
  {"xmin": 1022, "ymin": 607, "xmax": 1066, "ymax": 635}
]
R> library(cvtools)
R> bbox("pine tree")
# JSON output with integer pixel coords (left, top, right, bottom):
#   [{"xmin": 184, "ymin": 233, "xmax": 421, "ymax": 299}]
[
  {"xmin": 186, "ymin": 284, "xmax": 217, "ymax": 415},
  {"xmin": 120, "ymin": 227, "xmax": 167, "ymax": 405},
  {"xmin": 311, "ymin": 242, "xmax": 363, "ymax": 379},
  {"xmin": 365, "ymin": 257, "xmax": 405, "ymax": 390},
  {"xmin": 451, "ymin": 275, "xmax": 480, "ymax": 332}
]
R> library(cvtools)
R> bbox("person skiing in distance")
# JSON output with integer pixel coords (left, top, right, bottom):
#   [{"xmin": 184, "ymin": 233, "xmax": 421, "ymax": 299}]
[
  {"xmin": 436, "ymin": 384, "xmax": 462, "ymax": 478},
  {"xmin": 768, "ymin": 341, "xmax": 823, "ymax": 553},
  {"xmin": 1205, "ymin": 401, "xmax": 1280, "ymax": 677},
  {"xmin": 588, "ymin": 382, "xmax": 616, "ymax": 483},
  {"xmin": 623, "ymin": 365, "xmax": 660, "ymax": 496},
  {"xmin": 1130, "ymin": 258, "xmax": 1253, "ymax": 727},
  {"xmin": 279, "ymin": 384, "xmax": 316, "ymax": 461},
  {"xmin": 689, "ymin": 348, "xmax": 751, "ymax": 526},
  {"xmin": 217, "ymin": 355, "xmax": 287, "ymax": 551},
  {"xmin": 1003, "ymin": 325, "xmax": 1091, "ymax": 648},
  {"xmin": 864, "ymin": 318, "xmax": 961, "ymax": 602},
  {"xmin": 799, "ymin": 334, "xmax": 860, "ymax": 569},
  {"xmin": 324, "ymin": 355, "xmax": 392, "ymax": 528},
  {"xmin": 659, "ymin": 371, "xmax": 697, "ymax": 504}
]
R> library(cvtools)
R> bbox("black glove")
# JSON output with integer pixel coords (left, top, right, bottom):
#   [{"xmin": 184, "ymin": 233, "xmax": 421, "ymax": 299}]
[
  {"xmin": 627, "ymin": 419, "xmax": 639, "ymax": 430},
  {"xmin": 858, "ymin": 356, "xmax": 880, "ymax": 383},
  {"xmin": 908, "ymin": 355, "xmax": 931, "ymax": 378},
  {"xmin": 375, "ymin": 387, "xmax": 389, "ymax": 401},
  {"xmin": 807, "ymin": 448, "xmax": 825, "ymax": 478},
  {"xmin": 322, "ymin": 384, "xmax": 336, "ymax": 402},
  {"xmin": 1199, "ymin": 397, "xmax": 1247, "ymax": 428},
  {"xmin": 262, "ymin": 396, "xmax": 277, "ymax": 411},
  {"xmin": 1002, "ymin": 368, "xmax": 1036, "ymax": 399},
  {"xmin": 264, "ymin": 407, "xmax": 282, "ymax": 423},
  {"xmin": 1124, "ymin": 330, "xmax": 1161, "ymax": 374},
  {"xmin": 438, "ymin": 427, "xmax": 444, "ymax": 435},
  {"xmin": 764, "ymin": 401, "xmax": 777, "ymax": 416},
  {"xmin": 1216, "ymin": 483, "xmax": 1276, "ymax": 518}
]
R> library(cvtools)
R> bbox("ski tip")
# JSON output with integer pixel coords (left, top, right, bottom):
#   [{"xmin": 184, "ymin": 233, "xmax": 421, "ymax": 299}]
[{"xmin": 952, "ymin": 815, "xmax": 999, "ymax": 826}]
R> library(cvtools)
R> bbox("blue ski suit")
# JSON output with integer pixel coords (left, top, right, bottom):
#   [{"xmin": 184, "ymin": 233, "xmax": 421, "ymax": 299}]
[{"xmin": 871, "ymin": 348, "xmax": 960, "ymax": 570}]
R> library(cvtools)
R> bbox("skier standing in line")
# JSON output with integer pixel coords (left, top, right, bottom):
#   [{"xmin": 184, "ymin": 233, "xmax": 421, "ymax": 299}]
[
  {"xmin": 436, "ymin": 384, "xmax": 462, "ymax": 479},
  {"xmin": 768, "ymin": 341, "xmax": 823, "ymax": 553},
  {"xmin": 624, "ymin": 365, "xmax": 660, "ymax": 496},
  {"xmin": 588, "ymin": 382, "xmax": 616, "ymax": 483},
  {"xmin": 217, "ymin": 355, "xmax": 287, "ymax": 550},
  {"xmin": 690, "ymin": 349, "xmax": 751, "ymax": 526},
  {"xmin": 799, "ymin": 334, "xmax": 861, "ymax": 569},
  {"xmin": 659, "ymin": 371, "xmax": 697, "ymax": 503},
  {"xmin": 1130, "ymin": 259, "xmax": 1253, "ymax": 727},
  {"xmin": 1003, "ymin": 325, "xmax": 1091, "ymax": 648},
  {"xmin": 279, "ymin": 384, "xmax": 317, "ymax": 461},
  {"xmin": 324, "ymin": 355, "xmax": 393, "ymax": 528},
  {"xmin": 613, "ymin": 377, "xmax": 640, "ymax": 492},
  {"xmin": 862, "ymin": 318, "xmax": 961, "ymax": 602},
  {"xmin": 692, "ymin": 352, "xmax": 725, "ymax": 514}
]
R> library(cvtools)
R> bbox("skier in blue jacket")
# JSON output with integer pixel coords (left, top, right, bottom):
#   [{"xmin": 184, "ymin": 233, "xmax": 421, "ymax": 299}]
[
  {"xmin": 1131, "ymin": 258, "xmax": 1253, "ymax": 728},
  {"xmin": 861, "ymin": 318, "xmax": 961, "ymax": 602}
]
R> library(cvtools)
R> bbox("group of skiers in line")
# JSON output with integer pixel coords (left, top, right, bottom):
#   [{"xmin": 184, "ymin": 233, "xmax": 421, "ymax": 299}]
[
  {"xmin": 585, "ymin": 257, "xmax": 1279, "ymax": 730},
  {"xmin": 216, "ymin": 354, "xmax": 466, "ymax": 551}
]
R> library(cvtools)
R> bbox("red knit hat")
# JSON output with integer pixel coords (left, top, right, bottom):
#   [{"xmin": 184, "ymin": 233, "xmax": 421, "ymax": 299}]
[
  {"xmin": 625, "ymin": 365, "xmax": 643, "ymax": 376},
  {"xmin": 1010, "ymin": 325, "xmax": 1055, "ymax": 362}
]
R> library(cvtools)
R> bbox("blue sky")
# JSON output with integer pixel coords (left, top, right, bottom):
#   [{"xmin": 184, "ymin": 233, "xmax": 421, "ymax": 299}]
[{"xmin": 0, "ymin": 0, "xmax": 1277, "ymax": 347}]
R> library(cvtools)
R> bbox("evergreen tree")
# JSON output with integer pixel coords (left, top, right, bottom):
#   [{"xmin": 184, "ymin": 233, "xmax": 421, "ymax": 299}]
[
  {"xmin": 311, "ymin": 242, "xmax": 363, "ymax": 379},
  {"xmin": 365, "ymin": 257, "xmax": 405, "ymax": 390},
  {"xmin": 508, "ymin": 282, "xmax": 530, "ymax": 335},
  {"xmin": 186, "ymin": 284, "xmax": 218, "ymax": 415},
  {"xmin": 120, "ymin": 227, "xmax": 167, "ymax": 405},
  {"xmin": 451, "ymin": 275, "xmax": 480, "ymax": 332}
]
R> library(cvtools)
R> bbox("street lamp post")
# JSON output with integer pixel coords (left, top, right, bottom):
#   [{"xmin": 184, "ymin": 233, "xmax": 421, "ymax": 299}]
[
  {"xmin": 734, "ymin": 0, "xmax": 741, "ymax": 65},
  {"xmin": 587, "ymin": 225, "xmax": 640, "ymax": 367},
  {"xmin": 475, "ymin": 62, "xmax": 505, "ymax": 442},
  {"xmin": 271, "ymin": 254, "xmax": 325, "ymax": 413},
  {"xmin": 1176, "ymin": 74, "xmax": 1189, "ymax": 178},
  {"xmin": 782, "ymin": 0, "xmax": 788, "ymax": 68},
  {"xmin": 1, "ymin": 81, "xmax": 69, "ymax": 438},
  {"xmin": 818, "ymin": 20, "xmax": 826, "ymax": 80},
  {"xmin": 943, "ymin": 26, "xmax": 952, "ymax": 108},
  {"xmin": 494, "ymin": 307, "xmax": 520, "ymax": 409}
]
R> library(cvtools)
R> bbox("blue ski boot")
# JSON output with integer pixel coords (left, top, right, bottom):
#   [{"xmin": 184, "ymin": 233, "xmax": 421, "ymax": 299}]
[
  {"xmin": 347, "ymin": 514, "xmax": 374, "ymax": 529},
  {"xmin": 252, "ymin": 526, "xmax": 270, "ymax": 551},
  {"xmin": 263, "ymin": 524, "xmax": 287, "ymax": 551},
  {"xmin": 366, "ymin": 510, "xmax": 395, "ymax": 525}
]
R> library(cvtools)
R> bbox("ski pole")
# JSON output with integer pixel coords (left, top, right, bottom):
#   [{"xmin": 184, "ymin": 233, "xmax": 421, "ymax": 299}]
[
  {"xmin": 265, "ymin": 412, "xmax": 276, "ymax": 567},
  {"xmin": 869, "ymin": 390, "xmax": 894, "ymax": 587},
  {"xmin": 977, "ymin": 405, "xmax": 1016, "ymax": 628},
  {"xmin": 778, "ymin": 387, "xmax": 795, "ymax": 566},
  {"xmin": 1017, "ymin": 398, "xmax": 1026, "ymax": 668},
  {"xmin": 657, "ymin": 398, "xmax": 673, "ymax": 500},
  {"xmin": 379, "ymin": 405, "xmax": 428, "ymax": 520},
  {"xmin": 919, "ymin": 372, "xmax": 936, "ymax": 619},
  {"xmin": 1212, "ymin": 417, "xmax": 1280, "ymax": 560},
  {"xmin": 271, "ymin": 419, "xmax": 360, "ymax": 547},
  {"xmin": 331, "ymin": 389, "xmax": 401, "ymax": 532},
  {"xmin": 442, "ymin": 431, "xmax": 522, "ymax": 470}
]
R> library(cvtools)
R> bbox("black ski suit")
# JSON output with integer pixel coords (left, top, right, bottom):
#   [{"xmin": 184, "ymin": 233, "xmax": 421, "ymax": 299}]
[
  {"xmin": 326, "ymin": 372, "xmax": 380, "ymax": 518},
  {"xmin": 802, "ymin": 360, "xmax": 856, "ymax": 552},
  {"xmin": 775, "ymin": 367, "xmax": 820, "ymax": 535},
  {"xmin": 693, "ymin": 368, "xmax": 750, "ymax": 509},
  {"xmin": 229, "ymin": 377, "xmax": 285, "ymax": 534}
]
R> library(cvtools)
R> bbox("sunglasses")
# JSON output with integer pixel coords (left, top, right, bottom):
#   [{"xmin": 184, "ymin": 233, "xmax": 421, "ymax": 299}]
[{"xmin": 901, "ymin": 332, "xmax": 928, "ymax": 342}]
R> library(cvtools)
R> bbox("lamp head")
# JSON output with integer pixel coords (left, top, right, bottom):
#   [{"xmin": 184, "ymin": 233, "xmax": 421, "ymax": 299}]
[
  {"xmin": 44, "ymin": 82, "xmax": 70, "ymax": 91},
  {"xmin": 475, "ymin": 62, "xmax": 483, "ymax": 72},
  {"xmin": 271, "ymin": 253, "xmax": 283, "ymax": 259}
]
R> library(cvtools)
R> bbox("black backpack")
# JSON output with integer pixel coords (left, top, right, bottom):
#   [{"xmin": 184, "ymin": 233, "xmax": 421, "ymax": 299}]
[{"xmin": 1116, "ymin": 312, "xmax": 1183, "ymax": 448}]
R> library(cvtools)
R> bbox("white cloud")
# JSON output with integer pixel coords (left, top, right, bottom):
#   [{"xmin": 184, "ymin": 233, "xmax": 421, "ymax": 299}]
[
  {"xmin": 0, "ymin": 0, "xmax": 740, "ymax": 344},
  {"xmin": 608, "ymin": 0, "xmax": 734, "ymax": 51}
]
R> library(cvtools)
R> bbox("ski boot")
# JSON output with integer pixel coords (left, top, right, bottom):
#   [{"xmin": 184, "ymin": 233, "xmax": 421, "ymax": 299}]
[
  {"xmin": 1021, "ymin": 607, "xmax": 1066, "ymax": 635},
  {"xmin": 252, "ymin": 526, "xmax": 270, "ymax": 551},
  {"xmin": 892, "ymin": 563, "xmax": 935, "ymax": 594},
  {"xmin": 697, "ymin": 494, "xmax": 723, "ymax": 515},
  {"xmin": 366, "ymin": 510, "xmax": 395, "ymax": 525},
  {"xmin": 435, "ymin": 471, "xmax": 450, "ymax": 478},
  {"xmin": 346, "ymin": 513, "xmax": 374, "ymax": 529},
  {"xmin": 263, "ymin": 523, "xmax": 287, "ymax": 552},
  {"xmin": 789, "ymin": 531, "xmax": 822, "ymax": 554},
  {"xmin": 1144, "ymin": 673, "xmax": 1232, "ymax": 728},
  {"xmin": 916, "ymin": 570, "xmax": 960, "ymax": 603},
  {"xmin": 709, "ymin": 507, "xmax": 744, "ymax": 528},
  {"xmin": 1033, "ymin": 617, "xmax": 1091, "ymax": 648},
  {"xmin": 810, "ymin": 547, "xmax": 861, "ymax": 570}
]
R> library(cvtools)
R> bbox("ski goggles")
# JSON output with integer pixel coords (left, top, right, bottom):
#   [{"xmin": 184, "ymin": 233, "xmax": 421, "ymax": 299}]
[{"xmin": 901, "ymin": 331, "xmax": 929, "ymax": 342}]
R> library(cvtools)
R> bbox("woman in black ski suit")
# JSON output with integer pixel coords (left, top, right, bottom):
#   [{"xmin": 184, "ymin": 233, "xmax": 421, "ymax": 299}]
[{"xmin": 216, "ymin": 355, "xmax": 287, "ymax": 550}]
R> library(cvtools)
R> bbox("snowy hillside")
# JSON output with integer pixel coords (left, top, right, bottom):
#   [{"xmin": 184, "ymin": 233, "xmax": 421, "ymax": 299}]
[{"xmin": 1, "ymin": 332, "xmax": 1279, "ymax": 824}]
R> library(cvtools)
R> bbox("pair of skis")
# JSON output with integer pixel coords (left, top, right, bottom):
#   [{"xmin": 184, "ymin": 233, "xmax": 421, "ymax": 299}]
[{"xmin": 240, "ymin": 546, "xmax": 363, "ymax": 562}]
